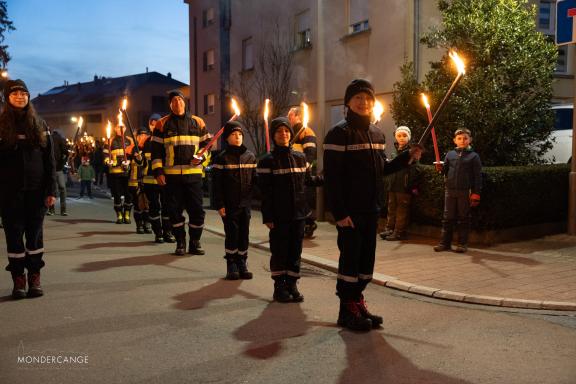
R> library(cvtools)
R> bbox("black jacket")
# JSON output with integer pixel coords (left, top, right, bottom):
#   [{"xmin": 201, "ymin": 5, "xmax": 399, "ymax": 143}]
[
  {"xmin": 443, "ymin": 147, "xmax": 482, "ymax": 194},
  {"xmin": 257, "ymin": 146, "xmax": 322, "ymax": 223},
  {"xmin": 323, "ymin": 111, "xmax": 410, "ymax": 221},
  {"xmin": 0, "ymin": 117, "xmax": 56, "ymax": 197},
  {"xmin": 212, "ymin": 144, "xmax": 257, "ymax": 210},
  {"xmin": 51, "ymin": 130, "xmax": 68, "ymax": 171}
]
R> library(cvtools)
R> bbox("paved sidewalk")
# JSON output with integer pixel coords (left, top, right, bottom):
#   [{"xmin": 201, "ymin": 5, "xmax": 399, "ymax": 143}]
[{"xmin": 203, "ymin": 209, "xmax": 576, "ymax": 311}]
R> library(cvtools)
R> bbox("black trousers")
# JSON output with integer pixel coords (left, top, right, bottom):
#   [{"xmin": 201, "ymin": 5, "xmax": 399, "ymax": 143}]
[
  {"xmin": 440, "ymin": 189, "xmax": 471, "ymax": 246},
  {"xmin": 165, "ymin": 179, "xmax": 204, "ymax": 241},
  {"xmin": 108, "ymin": 174, "xmax": 132, "ymax": 212},
  {"xmin": 336, "ymin": 213, "xmax": 379, "ymax": 301},
  {"xmin": 269, "ymin": 219, "xmax": 305, "ymax": 279},
  {"xmin": 129, "ymin": 186, "xmax": 147, "ymax": 222},
  {"xmin": 222, "ymin": 207, "xmax": 250, "ymax": 260},
  {"xmin": 1, "ymin": 189, "xmax": 47, "ymax": 274}
]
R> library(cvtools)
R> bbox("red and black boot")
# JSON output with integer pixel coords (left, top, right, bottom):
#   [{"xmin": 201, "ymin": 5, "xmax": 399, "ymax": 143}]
[
  {"xmin": 27, "ymin": 271, "xmax": 44, "ymax": 298},
  {"xmin": 356, "ymin": 295, "xmax": 383, "ymax": 328},
  {"xmin": 11, "ymin": 273, "xmax": 27, "ymax": 300},
  {"xmin": 337, "ymin": 300, "xmax": 372, "ymax": 332}
]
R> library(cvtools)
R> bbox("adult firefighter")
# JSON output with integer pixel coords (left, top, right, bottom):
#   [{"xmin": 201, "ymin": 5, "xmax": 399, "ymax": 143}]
[
  {"xmin": 151, "ymin": 91, "xmax": 211, "ymax": 256},
  {"xmin": 105, "ymin": 122, "xmax": 137, "ymax": 224}
]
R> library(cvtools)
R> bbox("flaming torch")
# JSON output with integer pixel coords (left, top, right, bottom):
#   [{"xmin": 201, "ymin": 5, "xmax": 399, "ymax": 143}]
[
  {"xmin": 372, "ymin": 100, "xmax": 384, "ymax": 124},
  {"xmin": 264, "ymin": 98, "xmax": 270, "ymax": 152},
  {"xmin": 72, "ymin": 116, "xmax": 84, "ymax": 144},
  {"xmin": 195, "ymin": 97, "xmax": 241, "ymax": 159},
  {"xmin": 421, "ymin": 93, "xmax": 443, "ymax": 171},
  {"xmin": 418, "ymin": 50, "xmax": 466, "ymax": 145},
  {"xmin": 120, "ymin": 97, "xmax": 140, "ymax": 154},
  {"xmin": 106, "ymin": 120, "xmax": 112, "ymax": 156}
]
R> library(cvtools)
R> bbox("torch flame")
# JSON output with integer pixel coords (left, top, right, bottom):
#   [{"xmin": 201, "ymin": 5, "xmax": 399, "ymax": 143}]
[
  {"xmin": 117, "ymin": 111, "xmax": 124, "ymax": 127},
  {"xmin": 231, "ymin": 98, "xmax": 241, "ymax": 117},
  {"xmin": 449, "ymin": 51, "xmax": 465, "ymax": 75},
  {"xmin": 302, "ymin": 102, "xmax": 309, "ymax": 128},
  {"xmin": 373, "ymin": 100, "xmax": 384, "ymax": 123},
  {"xmin": 121, "ymin": 97, "xmax": 128, "ymax": 111},
  {"xmin": 264, "ymin": 99, "xmax": 270, "ymax": 121},
  {"xmin": 78, "ymin": 117, "xmax": 84, "ymax": 129},
  {"xmin": 421, "ymin": 93, "xmax": 430, "ymax": 109},
  {"xmin": 106, "ymin": 120, "xmax": 111, "ymax": 139}
]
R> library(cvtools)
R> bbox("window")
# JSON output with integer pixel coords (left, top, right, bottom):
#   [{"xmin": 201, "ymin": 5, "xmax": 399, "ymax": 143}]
[
  {"xmin": 295, "ymin": 9, "xmax": 312, "ymax": 49},
  {"xmin": 204, "ymin": 93, "xmax": 215, "ymax": 115},
  {"xmin": 203, "ymin": 49, "xmax": 215, "ymax": 71},
  {"xmin": 242, "ymin": 37, "xmax": 254, "ymax": 70},
  {"xmin": 202, "ymin": 7, "xmax": 215, "ymax": 28},
  {"xmin": 556, "ymin": 44, "xmax": 568, "ymax": 74},
  {"xmin": 538, "ymin": 1, "xmax": 553, "ymax": 33},
  {"xmin": 348, "ymin": 0, "xmax": 369, "ymax": 34}
]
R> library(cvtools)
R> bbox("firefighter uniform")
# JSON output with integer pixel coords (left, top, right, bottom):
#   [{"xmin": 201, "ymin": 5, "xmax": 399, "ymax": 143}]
[
  {"xmin": 128, "ymin": 138, "xmax": 148, "ymax": 234},
  {"xmin": 104, "ymin": 133, "xmax": 135, "ymax": 224},
  {"xmin": 324, "ymin": 79, "xmax": 412, "ymax": 331},
  {"xmin": 142, "ymin": 133, "xmax": 174, "ymax": 243},
  {"xmin": 257, "ymin": 117, "xmax": 322, "ymax": 302},
  {"xmin": 212, "ymin": 121, "xmax": 257, "ymax": 280},
  {"xmin": 150, "ymin": 110, "xmax": 211, "ymax": 255}
]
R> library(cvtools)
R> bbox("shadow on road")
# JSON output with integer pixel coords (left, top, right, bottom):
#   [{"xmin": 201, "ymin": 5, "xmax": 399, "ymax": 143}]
[
  {"xmin": 338, "ymin": 331, "xmax": 471, "ymax": 384},
  {"xmin": 75, "ymin": 253, "xmax": 184, "ymax": 272},
  {"xmin": 52, "ymin": 218, "xmax": 112, "ymax": 225},
  {"xmin": 78, "ymin": 241, "xmax": 154, "ymax": 250},
  {"xmin": 172, "ymin": 279, "xmax": 260, "ymax": 311}
]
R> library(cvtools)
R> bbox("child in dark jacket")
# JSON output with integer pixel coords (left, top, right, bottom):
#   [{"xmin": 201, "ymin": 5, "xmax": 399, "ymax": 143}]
[
  {"xmin": 212, "ymin": 121, "xmax": 257, "ymax": 280},
  {"xmin": 380, "ymin": 126, "xmax": 421, "ymax": 241},
  {"xmin": 434, "ymin": 128, "xmax": 482, "ymax": 253},
  {"xmin": 257, "ymin": 117, "xmax": 322, "ymax": 303}
]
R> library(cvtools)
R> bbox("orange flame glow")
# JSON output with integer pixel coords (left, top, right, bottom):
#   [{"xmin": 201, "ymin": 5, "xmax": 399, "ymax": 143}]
[
  {"xmin": 264, "ymin": 99, "xmax": 270, "ymax": 121},
  {"xmin": 117, "ymin": 111, "xmax": 124, "ymax": 127},
  {"xmin": 78, "ymin": 117, "xmax": 84, "ymax": 129},
  {"xmin": 302, "ymin": 102, "xmax": 309, "ymax": 128},
  {"xmin": 373, "ymin": 100, "xmax": 384, "ymax": 123},
  {"xmin": 449, "ymin": 51, "xmax": 465, "ymax": 75},
  {"xmin": 121, "ymin": 97, "xmax": 128, "ymax": 111},
  {"xmin": 106, "ymin": 121, "xmax": 112, "ymax": 139},
  {"xmin": 231, "ymin": 98, "xmax": 241, "ymax": 117},
  {"xmin": 421, "ymin": 93, "xmax": 430, "ymax": 109}
]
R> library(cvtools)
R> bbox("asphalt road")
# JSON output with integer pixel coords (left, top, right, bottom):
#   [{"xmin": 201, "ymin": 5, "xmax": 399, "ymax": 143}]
[{"xmin": 1, "ymin": 198, "xmax": 575, "ymax": 384}]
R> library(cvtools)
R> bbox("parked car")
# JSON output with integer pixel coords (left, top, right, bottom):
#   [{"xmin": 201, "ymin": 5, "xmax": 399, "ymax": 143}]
[{"xmin": 543, "ymin": 104, "xmax": 573, "ymax": 164}]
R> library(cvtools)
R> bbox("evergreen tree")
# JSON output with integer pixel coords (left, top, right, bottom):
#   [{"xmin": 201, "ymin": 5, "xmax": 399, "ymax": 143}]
[
  {"xmin": 391, "ymin": 0, "xmax": 558, "ymax": 166},
  {"xmin": 0, "ymin": 0, "xmax": 14, "ymax": 68}
]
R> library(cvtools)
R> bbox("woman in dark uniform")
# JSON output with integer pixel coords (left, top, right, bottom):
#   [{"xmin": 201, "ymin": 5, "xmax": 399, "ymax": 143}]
[{"xmin": 0, "ymin": 79, "xmax": 56, "ymax": 299}]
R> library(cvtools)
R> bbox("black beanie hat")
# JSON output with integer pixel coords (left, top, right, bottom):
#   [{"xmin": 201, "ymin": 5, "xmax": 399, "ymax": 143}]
[
  {"xmin": 270, "ymin": 117, "xmax": 294, "ymax": 142},
  {"xmin": 168, "ymin": 90, "xmax": 185, "ymax": 103},
  {"xmin": 344, "ymin": 79, "xmax": 375, "ymax": 106},
  {"xmin": 4, "ymin": 79, "xmax": 29, "ymax": 100},
  {"xmin": 223, "ymin": 120, "xmax": 243, "ymax": 140}
]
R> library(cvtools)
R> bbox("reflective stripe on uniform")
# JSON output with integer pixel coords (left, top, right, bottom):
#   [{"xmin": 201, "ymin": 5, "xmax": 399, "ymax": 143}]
[
  {"xmin": 8, "ymin": 252, "xmax": 26, "ymax": 258},
  {"xmin": 337, "ymin": 273, "xmax": 359, "ymax": 283},
  {"xmin": 212, "ymin": 163, "xmax": 257, "ymax": 170},
  {"xmin": 26, "ymin": 248, "xmax": 44, "ymax": 255},
  {"xmin": 273, "ymin": 167, "xmax": 306, "ymax": 175}
]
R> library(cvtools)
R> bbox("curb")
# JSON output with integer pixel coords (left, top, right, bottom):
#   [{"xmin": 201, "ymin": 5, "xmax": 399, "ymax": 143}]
[{"xmin": 203, "ymin": 225, "xmax": 576, "ymax": 312}]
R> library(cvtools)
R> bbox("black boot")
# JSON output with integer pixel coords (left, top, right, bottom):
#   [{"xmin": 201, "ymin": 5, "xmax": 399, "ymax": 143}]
[
  {"xmin": 225, "ymin": 257, "xmax": 240, "ymax": 280},
  {"xmin": 455, "ymin": 221, "xmax": 469, "ymax": 253},
  {"xmin": 434, "ymin": 222, "xmax": 454, "ymax": 252},
  {"xmin": 188, "ymin": 239, "xmax": 205, "ymax": 255},
  {"xmin": 11, "ymin": 273, "xmax": 27, "ymax": 300},
  {"xmin": 337, "ymin": 300, "xmax": 372, "ymax": 331},
  {"xmin": 286, "ymin": 276, "xmax": 304, "ymax": 302},
  {"xmin": 143, "ymin": 221, "xmax": 153, "ymax": 234},
  {"xmin": 27, "ymin": 271, "xmax": 44, "ymax": 298},
  {"xmin": 272, "ymin": 276, "xmax": 292, "ymax": 303},
  {"xmin": 136, "ymin": 220, "xmax": 145, "ymax": 234},
  {"xmin": 356, "ymin": 295, "xmax": 383, "ymax": 328},
  {"xmin": 151, "ymin": 220, "xmax": 164, "ymax": 243},
  {"xmin": 236, "ymin": 256, "xmax": 253, "ymax": 280},
  {"xmin": 163, "ymin": 231, "xmax": 176, "ymax": 243},
  {"xmin": 173, "ymin": 227, "xmax": 186, "ymax": 256}
]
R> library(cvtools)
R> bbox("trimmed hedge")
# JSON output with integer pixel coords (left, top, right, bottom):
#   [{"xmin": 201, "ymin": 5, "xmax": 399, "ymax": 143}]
[{"xmin": 409, "ymin": 164, "xmax": 570, "ymax": 230}]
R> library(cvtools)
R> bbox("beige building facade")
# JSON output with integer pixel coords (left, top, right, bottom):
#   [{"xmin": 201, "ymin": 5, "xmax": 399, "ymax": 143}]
[{"xmin": 184, "ymin": 0, "xmax": 572, "ymax": 153}]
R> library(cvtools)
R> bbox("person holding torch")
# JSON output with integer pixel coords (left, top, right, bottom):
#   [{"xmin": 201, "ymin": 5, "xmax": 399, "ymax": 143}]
[
  {"xmin": 150, "ymin": 90, "xmax": 211, "ymax": 256},
  {"xmin": 323, "ymin": 79, "xmax": 422, "ymax": 331},
  {"xmin": 105, "ymin": 118, "xmax": 136, "ymax": 224}
]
